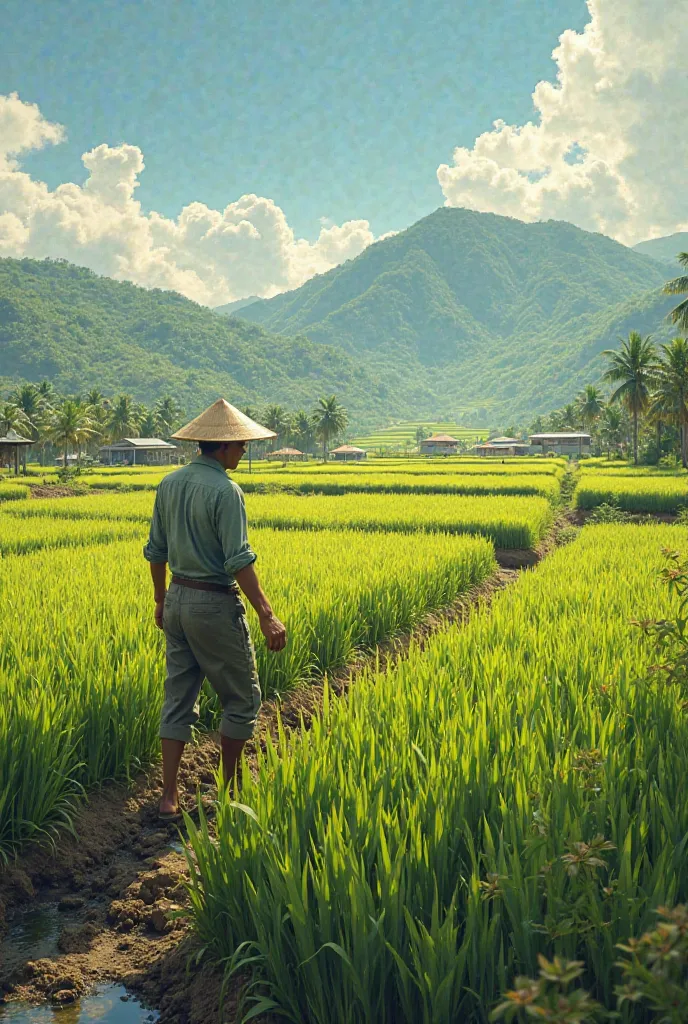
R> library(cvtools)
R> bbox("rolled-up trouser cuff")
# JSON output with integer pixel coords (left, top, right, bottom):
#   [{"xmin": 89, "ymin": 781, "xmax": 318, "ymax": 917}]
[
  {"xmin": 160, "ymin": 724, "xmax": 194, "ymax": 743},
  {"xmin": 219, "ymin": 718, "xmax": 256, "ymax": 740}
]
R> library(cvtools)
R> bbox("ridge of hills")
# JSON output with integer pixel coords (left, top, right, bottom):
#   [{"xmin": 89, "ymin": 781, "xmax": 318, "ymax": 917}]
[
  {"xmin": 231, "ymin": 207, "xmax": 677, "ymax": 420},
  {"xmin": 0, "ymin": 207, "xmax": 680, "ymax": 429},
  {"xmin": 0, "ymin": 257, "xmax": 427, "ymax": 430},
  {"xmin": 632, "ymin": 231, "xmax": 688, "ymax": 267}
]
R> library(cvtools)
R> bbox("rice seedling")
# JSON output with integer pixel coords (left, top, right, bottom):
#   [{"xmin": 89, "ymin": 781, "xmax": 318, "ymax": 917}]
[
  {"xmin": 185, "ymin": 525, "xmax": 688, "ymax": 1022},
  {"xmin": 0, "ymin": 528, "xmax": 493, "ymax": 858},
  {"xmin": 574, "ymin": 475, "xmax": 688, "ymax": 513},
  {"xmin": 2, "ymin": 490, "xmax": 554, "ymax": 550},
  {"xmin": 237, "ymin": 471, "xmax": 561, "ymax": 501},
  {"xmin": 0, "ymin": 514, "xmax": 147, "ymax": 555},
  {"xmin": 0, "ymin": 483, "xmax": 30, "ymax": 502}
]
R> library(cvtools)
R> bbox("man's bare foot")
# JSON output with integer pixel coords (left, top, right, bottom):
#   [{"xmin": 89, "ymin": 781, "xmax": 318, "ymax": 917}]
[{"xmin": 159, "ymin": 788, "xmax": 179, "ymax": 817}]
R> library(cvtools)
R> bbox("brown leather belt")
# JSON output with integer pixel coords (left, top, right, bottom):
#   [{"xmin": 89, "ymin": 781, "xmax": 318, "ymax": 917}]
[{"xmin": 171, "ymin": 575, "xmax": 237, "ymax": 595}]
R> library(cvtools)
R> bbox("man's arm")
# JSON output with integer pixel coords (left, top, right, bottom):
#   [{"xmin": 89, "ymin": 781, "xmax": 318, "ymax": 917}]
[
  {"xmin": 234, "ymin": 563, "xmax": 287, "ymax": 651},
  {"xmin": 218, "ymin": 487, "xmax": 287, "ymax": 652},
  {"xmin": 143, "ymin": 490, "xmax": 168, "ymax": 629},
  {"xmin": 150, "ymin": 561, "xmax": 167, "ymax": 630}
]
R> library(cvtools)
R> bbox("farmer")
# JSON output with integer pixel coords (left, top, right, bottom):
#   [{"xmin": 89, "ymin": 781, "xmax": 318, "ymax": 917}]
[{"xmin": 143, "ymin": 398, "xmax": 287, "ymax": 820}]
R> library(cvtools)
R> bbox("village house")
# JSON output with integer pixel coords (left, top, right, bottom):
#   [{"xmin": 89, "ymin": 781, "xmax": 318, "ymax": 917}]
[
  {"xmin": 473, "ymin": 436, "xmax": 530, "ymax": 457},
  {"xmin": 529, "ymin": 432, "xmax": 592, "ymax": 456},
  {"xmin": 0, "ymin": 425, "xmax": 35, "ymax": 474},
  {"xmin": 266, "ymin": 447, "xmax": 307, "ymax": 462},
  {"xmin": 329, "ymin": 444, "xmax": 367, "ymax": 462},
  {"xmin": 420, "ymin": 433, "xmax": 459, "ymax": 456},
  {"xmin": 98, "ymin": 437, "xmax": 180, "ymax": 466}
]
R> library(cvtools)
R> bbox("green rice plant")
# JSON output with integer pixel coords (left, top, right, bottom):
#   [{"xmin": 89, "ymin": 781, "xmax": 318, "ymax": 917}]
[
  {"xmin": 245, "ymin": 492, "xmax": 554, "ymax": 549},
  {"xmin": 2, "ymin": 490, "xmax": 554, "ymax": 549},
  {"xmin": 0, "ymin": 483, "xmax": 30, "ymax": 502},
  {"xmin": 574, "ymin": 476, "xmax": 688, "ymax": 513},
  {"xmin": 236, "ymin": 461, "xmax": 564, "ymax": 478},
  {"xmin": 0, "ymin": 515, "xmax": 147, "ymax": 555},
  {"xmin": 185, "ymin": 525, "xmax": 688, "ymax": 1022},
  {"xmin": 237, "ymin": 471, "xmax": 561, "ymax": 501},
  {"xmin": 0, "ymin": 528, "xmax": 494, "ymax": 858}
]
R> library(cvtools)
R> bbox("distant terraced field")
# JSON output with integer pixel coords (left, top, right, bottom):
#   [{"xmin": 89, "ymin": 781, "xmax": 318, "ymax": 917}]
[{"xmin": 349, "ymin": 421, "xmax": 487, "ymax": 450}]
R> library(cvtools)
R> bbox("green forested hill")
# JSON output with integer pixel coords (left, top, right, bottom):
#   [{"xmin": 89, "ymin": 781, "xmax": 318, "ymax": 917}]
[
  {"xmin": 1, "ymin": 207, "xmax": 679, "ymax": 428},
  {"xmin": 232, "ymin": 208, "xmax": 676, "ymax": 420},
  {"xmin": 632, "ymin": 232, "xmax": 688, "ymax": 267},
  {"xmin": 0, "ymin": 257, "xmax": 431, "ymax": 428}
]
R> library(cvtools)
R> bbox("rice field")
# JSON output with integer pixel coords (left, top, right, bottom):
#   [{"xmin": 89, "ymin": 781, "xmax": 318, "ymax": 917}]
[
  {"xmin": 574, "ymin": 474, "xmax": 688, "ymax": 513},
  {"xmin": 348, "ymin": 421, "xmax": 487, "ymax": 450},
  {"xmin": 0, "ymin": 526, "xmax": 494, "ymax": 858},
  {"xmin": 237, "ymin": 471, "xmax": 561, "ymax": 500},
  {"xmin": 2, "ymin": 489, "xmax": 554, "ymax": 549},
  {"xmin": 4, "ymin": 452, "xmax": 684, "ymax": 1020},
  {"xmin": 185, "ymin": 525, "xmax": 688, "ymax": 1021}
]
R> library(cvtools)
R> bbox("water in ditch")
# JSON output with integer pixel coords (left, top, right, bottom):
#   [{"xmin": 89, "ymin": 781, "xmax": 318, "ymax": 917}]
[{"xmin": 0, "ymin": 986, "xmax": 158, "ymax": 1023}]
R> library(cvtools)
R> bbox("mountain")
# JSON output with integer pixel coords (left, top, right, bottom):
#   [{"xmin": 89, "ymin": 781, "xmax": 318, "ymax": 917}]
[
  {"xmin": 1, "ymin": 209, "xmax": 679, "ymax": 429},
  {"xmin": 215, "ymin": 295, "xmax": 265, "ymax": 315},
  {"xmin": 235, "ymin": 207, "xmax": 676, "ymax": 420},
  {"xmin": 0, "ymin": 257, "xmax": 419, "ymax": 430},
  {"xmin": 633, "ymin": 232, "xmax": 688, "ymax": 267}
]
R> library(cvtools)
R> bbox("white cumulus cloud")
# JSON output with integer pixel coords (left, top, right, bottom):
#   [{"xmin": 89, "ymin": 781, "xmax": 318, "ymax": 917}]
[
  {"xmin": 0, "ymin": 92, "xmax": 375, "ymax": 305},
  {"xmin": 437, "ymin": 0, "xmax": 688, "ymax": 244}
]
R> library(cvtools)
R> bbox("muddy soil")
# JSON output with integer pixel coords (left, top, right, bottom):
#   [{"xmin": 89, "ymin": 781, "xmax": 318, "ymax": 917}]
[{"xmin": 0, "ymin": 568, "xmax": 518, "ymax": 1023}]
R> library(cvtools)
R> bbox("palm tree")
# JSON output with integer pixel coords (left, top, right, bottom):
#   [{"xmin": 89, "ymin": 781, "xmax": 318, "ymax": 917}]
[
  {"xmin": 50, "ymin": 400, "xmax": 94, "ymax": 468},
  {"xmin": 1, "ymin": 400, "xmax": 32, "ymax": 435},
  {"xmin": 663, "ymin": 253, "xmax": 688, "ymax": 333},
  {"xmin": 314, "ymin": 395, "xmax": 348, "ymax": 461},
  {"xmin": 292, "ymin": 410, "xmax": 316, "ymax": 453},
  {"xmin": 599, "ymin": 405, "xmax": 625, "ymax": 459},
  {"xmin": 154, "ymin": 396, "xmax": 184, "ymax": 438},
  {"xmin": 649, "ymin": 337, "xmax": 688, "ymax": 468},
  {"xmin": 575, "ymin": 385, "xmax": 605, "ymax": 432},
  {"xmin": 108, "ymin": 395, "xmax": 139, "ymax": 441},
  {"xmin": 138, "ymin": 408, "xmax": 158, "ymax": 437},
  {"xmin": 263, "ymin": 405, "xmax": 289, "ymax": 451},
  {"xmin": 603, "ymin": 332, "xmax": 657, "ymax": 464}
]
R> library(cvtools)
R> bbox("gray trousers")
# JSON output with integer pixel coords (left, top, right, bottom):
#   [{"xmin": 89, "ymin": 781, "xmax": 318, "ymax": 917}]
[{"xmin": 160, "ymin": 582, "xmax": 261, "ymax": 742}]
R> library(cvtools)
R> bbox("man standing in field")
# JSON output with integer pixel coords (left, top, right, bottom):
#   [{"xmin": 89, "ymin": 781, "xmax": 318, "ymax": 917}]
[{"xmin": 143, "ymin": 399, "xmax": 287, "ymax": 820}]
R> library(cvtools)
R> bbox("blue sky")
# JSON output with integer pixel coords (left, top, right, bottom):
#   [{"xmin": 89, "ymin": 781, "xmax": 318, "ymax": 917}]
[{"xmin": 2, "ymin": 0, "xmax": 588, "ymax": 239}]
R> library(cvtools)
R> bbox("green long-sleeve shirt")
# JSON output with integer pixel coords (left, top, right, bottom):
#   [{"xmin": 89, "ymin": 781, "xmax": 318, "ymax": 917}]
[{"xmin": 143, "ymin": 455, "xmax": 256, "ymax": 585}]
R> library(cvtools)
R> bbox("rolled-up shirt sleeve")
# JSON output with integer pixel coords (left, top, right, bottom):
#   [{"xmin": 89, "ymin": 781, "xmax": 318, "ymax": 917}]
[
  {"xmin": 143, "ymin": 491, "xmax": 169, "ymax": 563},
  {"xmin": 218, "ymin": 485, "xmax": 257, "ymax": 576}
]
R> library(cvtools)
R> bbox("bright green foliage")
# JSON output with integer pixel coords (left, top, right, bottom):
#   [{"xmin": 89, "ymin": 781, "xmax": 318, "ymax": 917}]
[
  {"xmin": 238, "ymin": 472, "xmax": 561, "ymax": 501},
  {"xmin": 235, "ymin": 459, "xmax": 565, "ymax": 477},
  {"xmin": 349, "ymin": 422, "xmax": 487, "ymax": 450},
  {"xmin": 0, "ymin": 483, "xmax": 29, "ymax": 501},
  {"xmin": 2, "ymin": 488, "xmax": 554, "ymax": 549},
  {"xmin": 574, "ymin": 476, "xmax": 688, "ymax": 513},
  {"xmin": 185, "ymin": 526, "xmax": 688, "ymax": 1022},
  {"xmin": 0, "ymin": 528, "xmax": 493, "ymax": 859},
  {"xmin": 0, "ymin": 514, "xmax": 146, "ymax": 555},
  {"xmin": 245, "ymin": 493, "xmax": 553, "ymax": 549}
]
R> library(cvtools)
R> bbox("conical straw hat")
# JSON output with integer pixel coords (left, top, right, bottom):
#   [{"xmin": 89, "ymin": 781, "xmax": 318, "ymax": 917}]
[{"xmin": 171, "ymin": 399, "xmax": 277, "ymax": 442}]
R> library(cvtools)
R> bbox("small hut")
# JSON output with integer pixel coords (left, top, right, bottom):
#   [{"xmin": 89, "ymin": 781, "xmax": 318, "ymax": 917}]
[
  {"xmin": 420, "ymin": 433, "xmax": 459, "ymax": 455},
  {"xmin": 330, "ymin": 444, "xmax": 367, "ymax": 462},
  {"xmin": 0, "ymin": 425, "xmax": 35, "ymax": 475},
  {"xmin": 266, "ymin": 447, "xmax": 307, "ymax": 462},
  {"xmin": 474, "ymin": 437, "xmax": 530, "ymax": 457},
  {"xmin": 98, "ymin": 438, "xmax": 180, "ymax": 466}
]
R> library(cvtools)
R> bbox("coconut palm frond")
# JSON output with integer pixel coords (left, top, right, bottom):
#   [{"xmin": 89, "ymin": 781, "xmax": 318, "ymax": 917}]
[{"xmin": 663, "ymin": 276, "xmax": 688, "ymax": 295}]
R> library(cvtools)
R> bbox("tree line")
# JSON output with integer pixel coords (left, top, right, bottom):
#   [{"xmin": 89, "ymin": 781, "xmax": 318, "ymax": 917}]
[
  {"xmin": 523, "ymin": 255, "xmax": 688, "ymax": 465},
  {"xmin": 2, "ymin": 383, "xmax": 349, "ymax": 465}
]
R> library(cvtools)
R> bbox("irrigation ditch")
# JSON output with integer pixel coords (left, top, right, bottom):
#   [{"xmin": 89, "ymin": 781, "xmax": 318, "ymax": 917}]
[{"xmin": 0, "ymin": 508, "xmax": 577, "ymax": 1023}]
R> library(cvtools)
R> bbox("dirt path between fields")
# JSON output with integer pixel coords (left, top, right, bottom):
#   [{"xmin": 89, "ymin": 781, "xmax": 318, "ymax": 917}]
[{"xmin": 2, "ymin": 510, "xmax": 580, "ymax": 1023}]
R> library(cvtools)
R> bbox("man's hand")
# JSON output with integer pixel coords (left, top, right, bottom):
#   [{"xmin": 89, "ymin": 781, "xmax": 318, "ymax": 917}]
[
  {"xmin": 154, "ymin": 599, "xmax": 165, "ymax": 630},
  {"xmin": 259, "ymin": 611, "xmax": 287, "ymax": 652}
]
